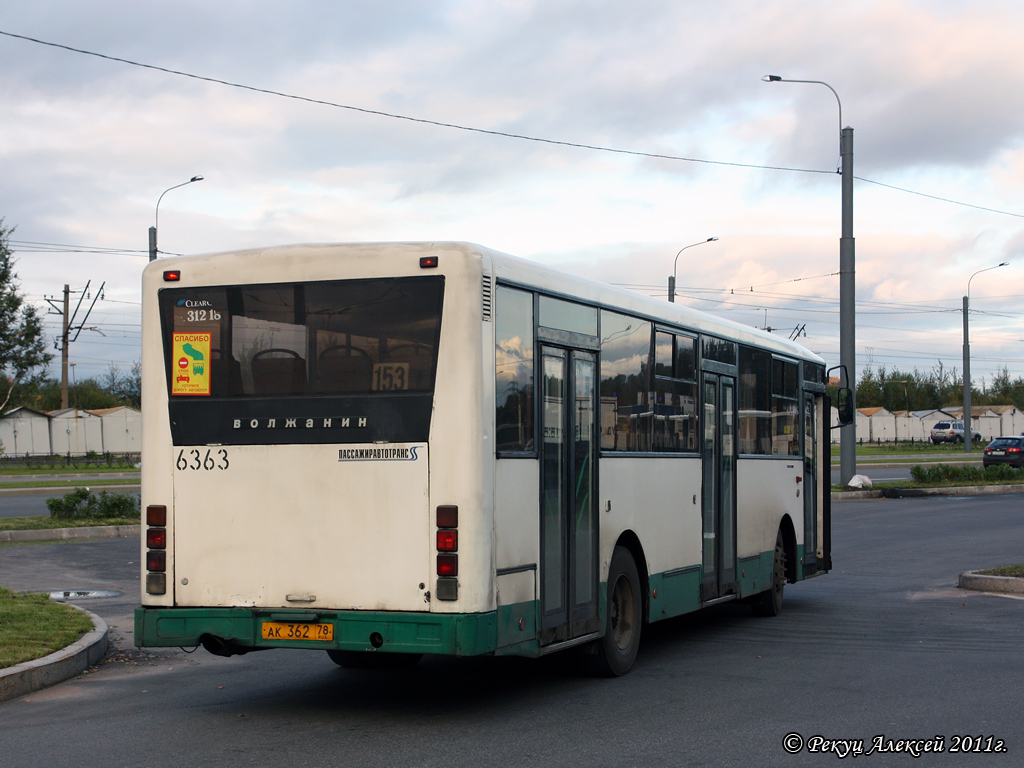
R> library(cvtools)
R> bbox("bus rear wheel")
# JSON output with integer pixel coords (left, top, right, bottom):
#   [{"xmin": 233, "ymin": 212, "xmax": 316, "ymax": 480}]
[
  {"xmin": 586, "ymin": 546, "xmax": 642, "ymax": 677},
  {"xmin": 752, "ymin": 532, "xmax": 786, "ymax": 617},
  {"xmin": 327, "ymin": 650, "xmax": 422, "ymax": 669}
]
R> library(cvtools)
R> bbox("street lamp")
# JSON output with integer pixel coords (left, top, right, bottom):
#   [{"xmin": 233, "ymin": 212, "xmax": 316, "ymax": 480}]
[
  {"xmin": 763, "ymin": 74, "xmax": 856, "ymax": 485},
  {"xmin": 149, "ymin": 176, "xmax": 204, "ymax": 262},
  {"xmin": 668, "ymin": 237, "xmax": 718, "ymax": 303},
  {"xmin": 963, "ymin": 262, "xmax": 1008, "ymax": 452}
]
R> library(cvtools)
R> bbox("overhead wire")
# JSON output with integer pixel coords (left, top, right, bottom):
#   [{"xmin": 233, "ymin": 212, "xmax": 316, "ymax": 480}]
[{"xmin": 1, "ymin": 29, "xmax": 1023, "ymax": 219}]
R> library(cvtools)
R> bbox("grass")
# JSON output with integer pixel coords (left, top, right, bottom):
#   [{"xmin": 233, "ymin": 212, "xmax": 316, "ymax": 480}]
[
  {"xmin": 0, "ymin": 466, "xmax": 138, "ymax": 476},
  {"xmin": 0, "ymin": 586, "xmax": 94, "ymax": 669},
  {"xmin": 979, "ymin": 565, "xmax": 1024, "ymax": 578},
  {"xmin": 2, "ymin": 478, "xmax": 139, "ymax": 490},
  {"xmin": 0, "ymin": 515, "xmax": 140, "ymax": 533},
  {"xmin": 829, "ymin": 442, "xmax": 981, "ymax": 457}
]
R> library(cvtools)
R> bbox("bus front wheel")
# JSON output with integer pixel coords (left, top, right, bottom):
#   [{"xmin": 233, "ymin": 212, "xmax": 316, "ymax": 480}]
[{"xmin": 587, "ymin": 546, "xmax": 642, "ymax": 677}]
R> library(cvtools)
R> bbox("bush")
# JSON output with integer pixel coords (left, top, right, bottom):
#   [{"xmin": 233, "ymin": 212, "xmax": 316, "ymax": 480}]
[
  {"xmin": 46, "ymin": 488, "xmax": 140, "ymax": 520},
  {"xmin": 910, "ymin": 463, "xmax": 1022, "ymax": 484}
]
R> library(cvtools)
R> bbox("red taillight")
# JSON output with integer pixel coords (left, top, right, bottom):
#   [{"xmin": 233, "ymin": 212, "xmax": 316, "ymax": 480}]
[
  {"xmin": 436, "ymin": 529, "xmax": 458, "ymax": 552},
  {"xmin": 437, "ymin": 554, "xmax": 458, "ymax": 577},
  {"xmin": 435, "ymin": 504, "xmax": 458, "ymax": 597},
  {"xmin": 420, "ymin": 256, "xmax": 439, "ymax": 269},
  {"xmin": 163, "ymin": 269, "xmax": 181, "ymax": 281},
  {"xmin": 1009, "ymin": 447, "xmax": 1021, "ymax": 453},
  {"xmin": 147, "ymin": 505, "xmax": 167, "ymax": 526},
  {"xmin": 147, "ymin": 551, "xmax": 166, "ymax": 572},
  {"xmin": 147, "ymin": 528, "xmax": 166, "ymax": 549}
]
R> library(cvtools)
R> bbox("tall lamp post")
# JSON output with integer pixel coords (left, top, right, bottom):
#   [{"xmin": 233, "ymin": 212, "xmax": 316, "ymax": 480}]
[
  {"xmin": 668, "ymin": 237, "xmax": 718, "ymax": 303},
  {"xmin": 763, "ymin": 74, "xmax": 856, "ymax": 485},
  {"xmin": 149, "ymin": 176, "xmax": 204, "ymax": 262},
  {"xmin": 963, "ymin": 262, "xmax": 1008, "ymax": 452}
]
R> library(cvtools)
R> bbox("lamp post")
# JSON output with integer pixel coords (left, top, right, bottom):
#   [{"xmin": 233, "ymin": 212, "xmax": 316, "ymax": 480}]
[
  {"xmin": 963, "ymin": 262, "xmax": 1008, "ymax": 452},
  {"xmin": 763, "ymin": 74, "xmax": 856, "ymax": 485},
  {"xmin": 668, "ymin": 237, "xmax": 718, "ymax": 303},
  {"xmin": 149, "ymin": 176, "xmax": 204, "ymax": 262}
]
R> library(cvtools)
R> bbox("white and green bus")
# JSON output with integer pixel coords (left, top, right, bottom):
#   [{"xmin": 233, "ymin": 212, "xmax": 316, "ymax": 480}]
[{"xmin": 135, "ymin": 241, "xmax": 833, "ymax": 676}]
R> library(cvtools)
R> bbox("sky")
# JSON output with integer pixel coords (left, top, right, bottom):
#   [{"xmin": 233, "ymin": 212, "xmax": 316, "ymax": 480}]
[{"xmin": 2, "ymin": 0, "xmax": 1023, "ymax": 397}]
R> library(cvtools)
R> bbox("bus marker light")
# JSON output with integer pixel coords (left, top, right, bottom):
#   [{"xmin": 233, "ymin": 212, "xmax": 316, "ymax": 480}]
[
  {"xmin": 436, "ymin": 530, "xmax": 458, "ymax": 552},
  {"xmin": 436, "ymin": 505, "xmax": 458, "ymax": 528},
  {"xmin": 420, "ymin": 256, "xmax": 439, "ymax": 269},
  {"xmin": 163, "ymin": 270, "xmax": 181, "ymax": 282},
  {"xmin": 146, "ymin": 573, "xmax": 166, "ymax": 595},
  {"xmin": 147, "ymin": 505, "xmax": 167, "ymax": 526},
  {"xmin": 437, "ymin": 554, "xmax": 458, "ymax": 577},
  {"xmin": 147, "ymin": 528, "xmax": 167, "ymax": 549},
  {"xmin": 147, "ymin": 551, "xmax": 166, "ymax": 572},
  {"xmin": 436, "ymin": 577, "xmax": 458, "ymax": 601}
]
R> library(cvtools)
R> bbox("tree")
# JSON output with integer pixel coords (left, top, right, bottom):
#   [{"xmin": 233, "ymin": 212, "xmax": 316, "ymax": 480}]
[{"xmin": 0, "ymin": 221, "xmax": 52, "ymax": 412}]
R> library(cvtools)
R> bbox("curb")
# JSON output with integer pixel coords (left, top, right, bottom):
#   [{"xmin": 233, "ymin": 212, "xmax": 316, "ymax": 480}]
[
  {"xmin": 0, "ymin": 524, "xmax": 140, "ymax": 544},
  {"xmin": 0, "ymin": 603, "xmax": 109, "ymax": 703},
  {"xmin": 832, "ymin": 483, "xmax": 1024, "ymax": 502},
  {"xmin": 959, "ymin": 570, "xmax": 1024, "ymax": 595}
]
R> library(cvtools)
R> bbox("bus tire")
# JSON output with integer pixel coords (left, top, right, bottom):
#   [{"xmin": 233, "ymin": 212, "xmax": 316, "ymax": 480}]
[
  {"xmin": 327, "ymin": 650, "xmax": 422, "ymax": 669},
  {"xmin": 752, "ymin": 532, "xmax": 786, "ymax": 617},
  {"xmin": 588, "ymin": 546, "xmax": 642, "ymax": 677}
]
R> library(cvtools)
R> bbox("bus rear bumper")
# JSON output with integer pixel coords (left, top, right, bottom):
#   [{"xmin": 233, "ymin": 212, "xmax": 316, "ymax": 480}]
[{"xmin": 134, "ymin": 606, "xmax": 500, "ymax": 657}]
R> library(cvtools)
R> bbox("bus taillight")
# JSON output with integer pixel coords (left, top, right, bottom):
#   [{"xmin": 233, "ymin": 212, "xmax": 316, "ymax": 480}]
[
  {"xmin": 146, "ymin": 505, "xmax": 168, "ymax": 595},
  {"xmin": 436, "ymin": 505, "xmax": 458, "ymax": 600},
  {"xmin": 436, "ymin": 530, "xmax": 457, "ymax": 552},
  {"xmin": 436, "ymin": 554, "xmax": 458, "ymax": 577}
]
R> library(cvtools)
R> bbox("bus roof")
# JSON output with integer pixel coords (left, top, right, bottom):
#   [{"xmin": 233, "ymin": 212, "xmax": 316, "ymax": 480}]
[{"xmin": 147, "ymin": 240, "xmax": 824, "ymax": 366}]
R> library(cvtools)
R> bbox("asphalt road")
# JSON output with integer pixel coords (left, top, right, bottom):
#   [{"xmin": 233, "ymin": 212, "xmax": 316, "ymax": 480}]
[{"xmin": 1, "ymin": 494, "xmax": 1023, "ymax": 767}]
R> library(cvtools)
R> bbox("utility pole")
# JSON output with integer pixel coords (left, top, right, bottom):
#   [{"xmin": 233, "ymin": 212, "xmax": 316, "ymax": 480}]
[
  {"xmin": 45, "ymin": 281, "xmax": 106, "ymax": 410},
  {"xmin": 61, "ymin": 285, "xmax": 69, "ymax": 409}
]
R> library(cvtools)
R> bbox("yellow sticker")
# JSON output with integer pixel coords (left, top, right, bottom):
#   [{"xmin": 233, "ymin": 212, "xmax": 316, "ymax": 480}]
[{"xmin": 171, "ymin": 333, "xmax": 212, "ymax": 396}]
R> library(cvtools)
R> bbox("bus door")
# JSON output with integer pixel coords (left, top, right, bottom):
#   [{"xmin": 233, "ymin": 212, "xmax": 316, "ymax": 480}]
[
  {"xmin": 701, "ymin": 373, "xmax": 737, "ymax": 601},
  {"xmin": 539, "ymin": 346, "xmax": 600, "ymax": 645},
  {"xmin": 802, "ymin": 392, "xmax": 819, "ymax": 570}
]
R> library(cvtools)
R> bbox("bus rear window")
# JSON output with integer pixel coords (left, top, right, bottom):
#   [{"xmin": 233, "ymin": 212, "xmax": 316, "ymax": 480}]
[
  {"xmin": 160, "ymin": 277, "xmax": 444, "ymax": 398},
  {"xmin": 159, "ymin": 276, "xmax": 444, "ymax": 446}
]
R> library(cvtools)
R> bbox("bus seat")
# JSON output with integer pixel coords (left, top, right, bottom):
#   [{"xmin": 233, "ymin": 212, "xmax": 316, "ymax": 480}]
[
  {"xmin": 316, "ymin": 345, "xmax": 372, "ymax": 393},
  {"xmin": 382, "ymin": 343, "xmax": 432, "ymax": 390},
  {"xmin": 251, "ymin": 349, "xmax": 307, "ymax": 395}
]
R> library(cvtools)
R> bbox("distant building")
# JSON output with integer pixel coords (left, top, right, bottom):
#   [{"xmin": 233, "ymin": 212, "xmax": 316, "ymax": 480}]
[
  {"xmin": 48, "ymin": 408, "xmax": 104, "ymax": 456},
  {"xmin": 89, "ymin": 406, "xmax": 141, "ymax": 453},
  {"xmin": 0, "ymin": 407, "xmax": 52, "ymax": 455}
]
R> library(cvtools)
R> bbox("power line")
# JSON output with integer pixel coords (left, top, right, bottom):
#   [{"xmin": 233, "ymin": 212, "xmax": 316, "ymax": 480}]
[
  {"xmin": 4, "ymin": 28, "xmax": 1024, "ymax": 220},
  {"xmin": 0, "ymin": 29, "xmax": 828, "ymax": 177}
]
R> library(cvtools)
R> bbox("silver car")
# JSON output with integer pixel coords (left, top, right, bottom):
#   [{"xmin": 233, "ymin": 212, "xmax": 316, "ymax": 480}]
[{"xmin": 930, "ymin": 420, "xmax": 982, "ymax": 444}]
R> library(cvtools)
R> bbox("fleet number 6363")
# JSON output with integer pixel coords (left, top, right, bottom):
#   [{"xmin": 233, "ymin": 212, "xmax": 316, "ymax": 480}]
[{"xmin": 176, "ymin": 448, "xmax": 229, "ymax": 471}]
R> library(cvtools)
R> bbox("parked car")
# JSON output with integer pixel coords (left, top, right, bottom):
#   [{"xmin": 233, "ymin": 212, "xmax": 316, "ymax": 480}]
[
  {"xmin": 930, "ymin": 420, "xmax": 982, "ymax": 444},
  {"xmin": 982, "ymin": 436, "xmax": 1024, "ymax": 468}
]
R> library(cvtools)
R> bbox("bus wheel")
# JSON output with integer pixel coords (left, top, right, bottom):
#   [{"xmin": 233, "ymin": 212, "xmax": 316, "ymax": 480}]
[
  {"xmin": 327, "ymin": 650, "xmax": 422, "ymax": 669},
  {"xmin": 752, "ymin": 532, "xmax": 786, "ymax": 617},
  {"xmin": 587, "ymin": 546, "xmax": 642, "ymax": 677}
]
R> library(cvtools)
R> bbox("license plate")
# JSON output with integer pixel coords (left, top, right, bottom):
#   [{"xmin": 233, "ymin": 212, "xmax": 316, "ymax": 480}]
[
  {"xmin": 991, "ymin": 451, "xmax": 1005, "ymax": 456},
  {"xmin": 261, "ymin": 621, "xmax": 334, "ymax": 642}
]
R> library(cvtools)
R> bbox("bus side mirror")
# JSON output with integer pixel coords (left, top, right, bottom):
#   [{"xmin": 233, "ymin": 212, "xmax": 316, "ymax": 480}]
[
  {"xmin": 827, "ymin": 364, "xmax": 854, "ymax": 428},
  {"xmin": 835, "ymin": 387, "xmax": 854, "ymax": 427}
]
